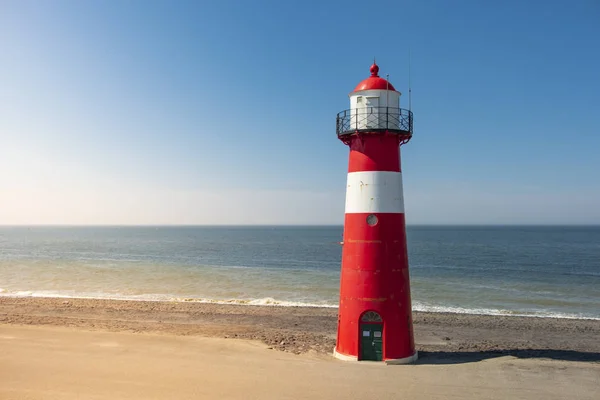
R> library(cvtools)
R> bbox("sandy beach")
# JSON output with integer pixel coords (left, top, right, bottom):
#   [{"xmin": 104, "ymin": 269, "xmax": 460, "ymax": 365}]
[{"xmin": 1, "ymin": 297, "xmax": 600, "ymax": 399}]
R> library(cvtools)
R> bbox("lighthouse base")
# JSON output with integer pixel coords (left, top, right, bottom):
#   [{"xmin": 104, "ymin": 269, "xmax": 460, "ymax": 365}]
[
  {"xmin": 333, "ymin": 348, "xmax": 358, "ymax": 361},
  {"xmin": 384, "ymin": 352, "xmax": 419, "ymax": 365},
  {"xmin": 333, "ymin": 348, "xmax": 418, "ymax": 364}
]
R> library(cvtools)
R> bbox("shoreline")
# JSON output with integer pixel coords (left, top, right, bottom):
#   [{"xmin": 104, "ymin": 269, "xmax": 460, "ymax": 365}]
[
  {"xmin": 2, "ymin": 296, "xmax": 600, "ymax": 359},
  {"xmin": 2, "ymin": 293, "xmax": 597, "ymax": 321}
]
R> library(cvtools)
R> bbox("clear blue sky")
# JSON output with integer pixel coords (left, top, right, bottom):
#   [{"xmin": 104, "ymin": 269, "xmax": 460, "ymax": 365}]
[{"xmin": 1, "ymin": 0, "xmax": 599, "ymax": 225}]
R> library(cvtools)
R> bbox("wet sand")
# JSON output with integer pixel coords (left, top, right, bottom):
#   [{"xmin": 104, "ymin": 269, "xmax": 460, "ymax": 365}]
[{"xmin": 1, "ymin": 297, "xmax": 600, "ymax": 399}]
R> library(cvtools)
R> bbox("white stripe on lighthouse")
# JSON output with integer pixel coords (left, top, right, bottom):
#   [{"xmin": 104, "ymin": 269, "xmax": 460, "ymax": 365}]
[{"xmin": 345, "ymin": 171, "xmax": 405, "ymax": 214}]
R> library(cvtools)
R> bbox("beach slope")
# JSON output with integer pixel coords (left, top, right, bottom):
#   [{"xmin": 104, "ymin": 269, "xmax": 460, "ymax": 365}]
[
  {"xmin": 1, "ymin": 325, "xmax": 599, "ymax": 400},
  {"xmin": 1, "ymin": 297, "xmax": 600, "ymax": 399}
]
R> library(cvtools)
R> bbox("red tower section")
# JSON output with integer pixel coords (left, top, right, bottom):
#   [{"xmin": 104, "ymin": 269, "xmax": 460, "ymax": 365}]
[{"xmin": 334, "ymin": 63, "xmax": 417, "ymax": 364}]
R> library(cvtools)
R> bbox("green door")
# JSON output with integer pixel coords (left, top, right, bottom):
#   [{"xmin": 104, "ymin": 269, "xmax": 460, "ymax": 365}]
[{"xmin": 359, "ymin": 323, "xmax": 383, "ymax": 361}]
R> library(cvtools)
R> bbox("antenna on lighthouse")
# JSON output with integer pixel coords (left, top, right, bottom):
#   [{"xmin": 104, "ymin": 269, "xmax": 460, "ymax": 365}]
[
  {"xmin": 408, "ymin": 49, "xmax": 412, "ymax": 112},
  {"xmin": 386, "ymin": 73, "xmax": 390, "ymax": 109}
]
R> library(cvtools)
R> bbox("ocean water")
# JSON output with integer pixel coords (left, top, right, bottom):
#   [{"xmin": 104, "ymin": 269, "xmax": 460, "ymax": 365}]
[{"xmin": 0, "ymin": 226, "xmax": 599, "ymax": 320}]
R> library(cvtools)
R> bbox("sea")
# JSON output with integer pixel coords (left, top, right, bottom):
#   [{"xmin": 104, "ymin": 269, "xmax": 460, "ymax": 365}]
[{"xmin": 1, "ymin": 226, "xmax": 599, "ymax": 320}]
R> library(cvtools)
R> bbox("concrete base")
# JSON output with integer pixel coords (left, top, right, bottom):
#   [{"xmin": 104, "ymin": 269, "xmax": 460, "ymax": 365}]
[
  {"xmin": 333, "ymin": 348, "xmax": 358, "ymax": 361},
  {"xmin": 333, "ymin": 348, "xmax": 418, "ymax": 365},
  {"xmin": 384, "ymin": 351, "xmax": 419, "ymax": 365}
]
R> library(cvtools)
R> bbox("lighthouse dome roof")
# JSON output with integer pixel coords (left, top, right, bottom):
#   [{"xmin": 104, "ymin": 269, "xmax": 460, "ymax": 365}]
[{"xmin": 352, "ymin": 62, "xmax": 397, "ymax": 92}]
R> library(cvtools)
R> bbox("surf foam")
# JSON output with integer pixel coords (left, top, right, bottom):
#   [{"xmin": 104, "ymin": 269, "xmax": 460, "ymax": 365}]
[{"xmin": 1, "ymin": 290, "xmax": 598, "ymax": 320}]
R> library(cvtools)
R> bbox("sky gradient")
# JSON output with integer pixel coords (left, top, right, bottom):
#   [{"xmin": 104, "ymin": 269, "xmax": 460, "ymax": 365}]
[{"xmin": 1, "ymin": 0, "xmax": 599, "ymax": 225}]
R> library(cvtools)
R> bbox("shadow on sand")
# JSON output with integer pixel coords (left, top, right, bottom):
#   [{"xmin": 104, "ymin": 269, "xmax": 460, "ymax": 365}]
[{"xmin": 415, "ymin": 349, "xmax": 600, "ymax": 365}]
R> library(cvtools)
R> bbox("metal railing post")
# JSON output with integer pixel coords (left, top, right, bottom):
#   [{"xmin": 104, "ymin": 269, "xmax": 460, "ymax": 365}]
[{"xmin": 386, "ymin": 107, "xmax": 388, "ymax": 129}]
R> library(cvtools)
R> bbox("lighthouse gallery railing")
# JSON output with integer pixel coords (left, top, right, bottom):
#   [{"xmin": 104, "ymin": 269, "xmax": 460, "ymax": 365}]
[{"xmin": 336, "ymin": 107, "xmax": 413, "ymax": 137}]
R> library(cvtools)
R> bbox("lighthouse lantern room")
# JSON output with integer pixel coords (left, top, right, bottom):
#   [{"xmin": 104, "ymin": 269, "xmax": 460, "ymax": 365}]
[{"xmin": 334, "ymin": 62, "xmax": 417, "ymax": 364}]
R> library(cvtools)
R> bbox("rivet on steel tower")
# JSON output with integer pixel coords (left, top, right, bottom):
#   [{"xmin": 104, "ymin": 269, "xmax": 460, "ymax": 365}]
[{"xmin": 334, "ymin": 62, "xmax": 417, "ymax": 364}]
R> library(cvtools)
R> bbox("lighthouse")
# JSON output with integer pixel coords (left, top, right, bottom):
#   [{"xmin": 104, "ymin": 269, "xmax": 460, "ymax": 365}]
[{"xmin": 334, "ymin": 62, "xmax": 417, "ymax": 364}]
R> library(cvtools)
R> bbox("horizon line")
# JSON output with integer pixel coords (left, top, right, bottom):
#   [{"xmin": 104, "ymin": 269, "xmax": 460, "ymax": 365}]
[{"xmin": 1, "ymin": 224, "xmax": 599, "ymax": 228}]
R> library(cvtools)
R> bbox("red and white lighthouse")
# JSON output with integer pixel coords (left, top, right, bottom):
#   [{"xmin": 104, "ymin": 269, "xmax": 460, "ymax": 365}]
[{"xmin": 334, "ymin": 62, "xmax": 417, "ymax": 364}]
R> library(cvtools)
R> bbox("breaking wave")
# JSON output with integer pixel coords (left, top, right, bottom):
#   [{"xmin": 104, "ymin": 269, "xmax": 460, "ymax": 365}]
[{"xmin": 1, "ymin": 289, "xmax": 598, "ymax": 320}]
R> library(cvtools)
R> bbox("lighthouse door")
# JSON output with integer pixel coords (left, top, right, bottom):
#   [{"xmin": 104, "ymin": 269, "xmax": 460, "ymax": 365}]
[{"xmin": 359, "ymin": 311, "xmax": 383, "ymax": 361}]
